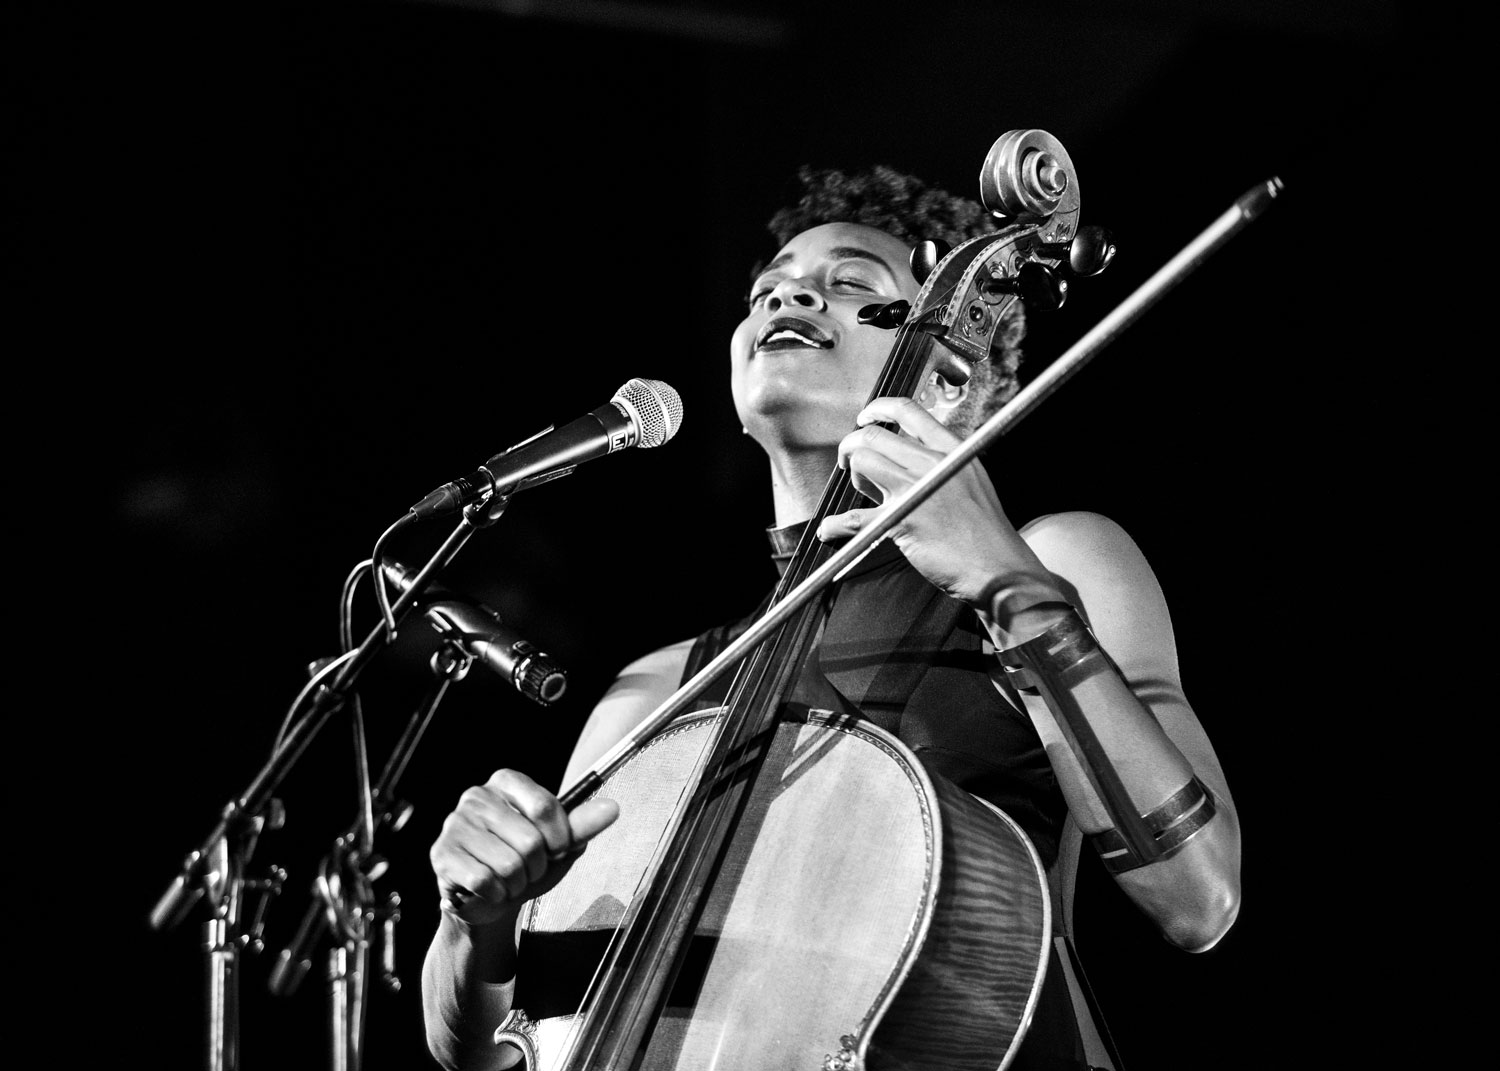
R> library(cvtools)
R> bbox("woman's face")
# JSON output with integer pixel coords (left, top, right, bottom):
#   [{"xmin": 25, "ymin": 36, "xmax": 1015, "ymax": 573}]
[{"xmin": 731, "ymin": 222, "xmax": 919, "ymax": 451}]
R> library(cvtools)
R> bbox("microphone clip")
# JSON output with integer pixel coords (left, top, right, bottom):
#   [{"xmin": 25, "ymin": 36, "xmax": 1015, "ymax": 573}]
[
  {"xmin": 461, "ymin": 489, "xmax": 511, "ymax": 529},
  {"xmin": 428, "ymin": 631, "xmax": 475, "ymax": 683}
]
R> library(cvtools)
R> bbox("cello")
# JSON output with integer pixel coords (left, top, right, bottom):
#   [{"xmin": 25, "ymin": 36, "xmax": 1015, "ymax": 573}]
[{"xmin": 498, "ymin": 130, "xmax": 1108, "ymax": 1071}]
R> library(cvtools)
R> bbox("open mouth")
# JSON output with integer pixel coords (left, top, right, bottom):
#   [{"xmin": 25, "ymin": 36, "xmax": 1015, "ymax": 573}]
[{"xmin": 755, "ymin": 316, "xmax": 834, "ymax": 352}]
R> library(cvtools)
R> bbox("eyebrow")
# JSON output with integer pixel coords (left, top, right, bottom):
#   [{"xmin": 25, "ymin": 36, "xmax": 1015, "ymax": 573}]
[{"xmin": 756, "ymin": 245, "xmax": 898, "ymax": 279}]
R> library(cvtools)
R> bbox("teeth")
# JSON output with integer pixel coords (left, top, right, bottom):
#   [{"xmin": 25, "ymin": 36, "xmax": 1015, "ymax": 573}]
[{"xmin": 765, "ymin": 329, "xmax": 819, "ymax": 345}]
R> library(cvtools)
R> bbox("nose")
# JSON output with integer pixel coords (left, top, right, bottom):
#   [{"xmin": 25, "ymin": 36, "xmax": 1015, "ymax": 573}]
[{"xmin": 766, "ymin": 276, "xmax": 826, "ymax": 313}]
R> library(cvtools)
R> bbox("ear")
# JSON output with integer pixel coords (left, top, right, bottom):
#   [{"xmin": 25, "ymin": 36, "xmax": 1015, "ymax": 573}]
[{"xmin": 919, "ymin": 371, "xmax": 969, "ymax": 424}]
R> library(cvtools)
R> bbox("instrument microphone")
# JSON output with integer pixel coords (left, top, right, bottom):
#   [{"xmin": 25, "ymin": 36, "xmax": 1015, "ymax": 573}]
[
  {"xmin": 381, "ymin": 559, "xmax": 568, "ymax": 706},
  {"xmin": 409, "ymin": 377, "xmax": 683, "ymax": 519}
]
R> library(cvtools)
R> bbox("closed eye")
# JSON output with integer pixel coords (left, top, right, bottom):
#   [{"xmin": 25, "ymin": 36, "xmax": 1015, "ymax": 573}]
[{"xmin": 747, "ymin": 275, "xmax": 877, "ymax": 308}]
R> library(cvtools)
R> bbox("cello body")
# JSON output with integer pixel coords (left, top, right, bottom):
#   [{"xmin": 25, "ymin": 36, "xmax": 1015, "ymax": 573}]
[{"xmin": 499, "ymin": 708, "xmax": 1051, "ymax": 1071}]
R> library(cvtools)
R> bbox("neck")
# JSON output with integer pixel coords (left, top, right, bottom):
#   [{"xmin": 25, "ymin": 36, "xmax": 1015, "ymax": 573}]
[{"xmin": 764, "ymin": 445, "xmax": 838, "ymax": 528}]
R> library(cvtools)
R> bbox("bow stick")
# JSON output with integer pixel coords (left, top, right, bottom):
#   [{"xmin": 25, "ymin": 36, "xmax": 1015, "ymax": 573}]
[{"xmin": 561, "ymin": 176, "xmax": 1283, "ymax": 810}]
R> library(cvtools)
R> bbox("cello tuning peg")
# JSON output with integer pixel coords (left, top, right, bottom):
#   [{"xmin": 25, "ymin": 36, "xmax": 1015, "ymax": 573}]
[
  {"xmin": 857, "ymin": 300, "xmax": 910, "ymax": 329},
  {"xmin": 1067, "ymin": 225, "xmax": 1116, "ymax": 278},
  {"xmin": 979, "ymin": 264, "xmax": 1068, "ymax": 312},
  {"xmin": 1016, "ymin": 262, "xmax": 1068, "ymax": 312},
  {"xmin": 909, "ymin": 240, "xmax": 951, "ymax": 285}
]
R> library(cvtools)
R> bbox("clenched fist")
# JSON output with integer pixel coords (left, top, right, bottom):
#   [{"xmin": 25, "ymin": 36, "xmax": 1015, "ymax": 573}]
[{"xmin": 429, "ymin": 769, "xmax": 619, "ymax": 927}]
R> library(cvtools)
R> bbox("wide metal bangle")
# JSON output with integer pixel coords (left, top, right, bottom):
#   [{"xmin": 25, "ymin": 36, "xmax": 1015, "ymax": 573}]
[
  {"xmin": 1088, "ymin": 776, "xmax": 1219, "ymax": 873},
  {"xmin": 996, "ymin": 605, "xmax": 1103, "ymax": 696}
]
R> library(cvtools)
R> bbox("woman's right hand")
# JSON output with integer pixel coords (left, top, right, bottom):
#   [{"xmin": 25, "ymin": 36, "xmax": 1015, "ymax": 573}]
[{"xmin": 429, "ymin": 769, "xmax": 620, "ymax": 928}]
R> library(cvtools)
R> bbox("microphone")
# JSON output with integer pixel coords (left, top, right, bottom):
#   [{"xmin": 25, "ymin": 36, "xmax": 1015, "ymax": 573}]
[
  {"xmin": 382, "ymin": 559, "xmax": 568, "ymax": 706},
  {"xmin": 410, "ymin": 377, "xmax": 683, "ymax": 519}
]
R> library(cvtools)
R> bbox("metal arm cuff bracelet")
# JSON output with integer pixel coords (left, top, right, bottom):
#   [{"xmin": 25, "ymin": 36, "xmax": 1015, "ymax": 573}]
[
  {"xmin": 996, "ymin": 605, "xmax": 1102, "ymax": 695},
  {"xmin": 1088, "ymin": 776, "xmax": 1218, "ymax": 873}
]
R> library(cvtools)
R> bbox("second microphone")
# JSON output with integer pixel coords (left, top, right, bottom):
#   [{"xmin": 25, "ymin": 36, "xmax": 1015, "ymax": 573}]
[{"xmin": 382, "ymin": 559, "xmax": 567, "ymax": 707}]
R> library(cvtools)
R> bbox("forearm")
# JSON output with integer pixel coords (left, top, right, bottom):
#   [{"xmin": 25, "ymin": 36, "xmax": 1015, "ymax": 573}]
[
  {"xmin": 421, "ymin": 909, "xmax": 524, "ymax": 1071},
  {"xmin": 1034, "ymin": 664, "xmax": 1239, "ymax": 949}
]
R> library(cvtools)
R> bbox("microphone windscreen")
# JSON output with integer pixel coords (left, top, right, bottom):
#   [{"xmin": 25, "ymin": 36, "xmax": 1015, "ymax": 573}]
[{"xmin": 612, "ymin": 378, "xmax": 683, "ymax": 448}]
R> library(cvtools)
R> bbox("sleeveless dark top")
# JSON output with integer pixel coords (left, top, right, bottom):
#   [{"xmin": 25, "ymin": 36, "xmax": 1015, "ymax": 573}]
[
  {"xmin": 679, "ymin": 526, "xmax": 1087, "ymax": 1069},
  {"xmin": 680, "ymin": 526, "xmax": 1066, "ymax": 867}
]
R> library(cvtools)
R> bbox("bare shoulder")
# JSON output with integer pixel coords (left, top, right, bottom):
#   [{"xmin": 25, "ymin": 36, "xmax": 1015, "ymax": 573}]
[
  {"xmin": 612, "ymin": 636, "xmax": 697, "ymax": 692},
  {"xmin": 562, "ymin": 637, "xmax": 696, "ymax": 788},
  {"xmin": 1020, "ymin": 511, "xmax": 1166, "ymax": 603},
  {"xmin": 1018, "ymin": 510, "xmax": 1177, "ymax": 677},
  {"xmin": 1020, "ymin": 510, "xmax": 1153, "ymax": 575}
]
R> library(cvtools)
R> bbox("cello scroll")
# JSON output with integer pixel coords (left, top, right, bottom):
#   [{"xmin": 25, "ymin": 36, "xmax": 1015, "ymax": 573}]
[{"xmin": 863, "ymin": 129, "xmax": 1114, "ymax": 384}]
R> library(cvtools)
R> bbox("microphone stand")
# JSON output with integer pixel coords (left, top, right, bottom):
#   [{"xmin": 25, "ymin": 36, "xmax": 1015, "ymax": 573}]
[
  {"xmin": 150, "ymin": 493, "xmax": 511, "ymax": 1070},
  {"xmin": 194, "ymin": 808, "xmax": 287, "ymax": 1071},
  {"xmin": 270, "ymin": 635, "xmax": 476, "ymax": 1071}
]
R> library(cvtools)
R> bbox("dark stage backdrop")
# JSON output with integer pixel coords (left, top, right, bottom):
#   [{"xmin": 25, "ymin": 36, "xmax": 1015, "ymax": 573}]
[{"xmin": 22, "ymin": 1, "xmax": 1403, "ymax": 1068}]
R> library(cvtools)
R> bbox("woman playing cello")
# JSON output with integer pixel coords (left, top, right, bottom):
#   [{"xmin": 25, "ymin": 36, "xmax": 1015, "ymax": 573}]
[{"xmin": 421, "ymin": 163, "xmax": 1240, "ymax": 1070}]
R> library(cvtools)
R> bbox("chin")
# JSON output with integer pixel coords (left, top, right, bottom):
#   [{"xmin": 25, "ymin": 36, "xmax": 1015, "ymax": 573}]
[
  {"xmin": 742, "ymin": 413, "xmax": 848, "ymax": 454},
  {"xmin": 735, "ymin": 379, "xmax": 861, "ymax": 449}
]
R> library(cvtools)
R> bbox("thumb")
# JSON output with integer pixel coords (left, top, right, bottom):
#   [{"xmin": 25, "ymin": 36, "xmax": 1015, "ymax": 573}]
[{"xmin": 568, "ymin": 797, "xmax": 620, "ymax": 845}]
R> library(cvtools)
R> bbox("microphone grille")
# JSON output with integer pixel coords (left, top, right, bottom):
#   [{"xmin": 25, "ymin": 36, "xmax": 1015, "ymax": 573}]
[{"xmin": 612, "ymin": 378, "xmax": 683, "ymax": 448}]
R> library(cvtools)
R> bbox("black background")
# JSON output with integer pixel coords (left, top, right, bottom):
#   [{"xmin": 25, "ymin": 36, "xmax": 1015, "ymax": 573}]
[{"xmin": 16, "ymin": 1, "xmax": 1406, "ymax": 1067}]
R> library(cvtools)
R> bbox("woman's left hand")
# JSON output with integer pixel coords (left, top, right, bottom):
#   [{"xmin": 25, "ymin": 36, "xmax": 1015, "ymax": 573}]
[{"xmin": 816, "ymin": 396, "xmax": 1061, "ymax": 610}]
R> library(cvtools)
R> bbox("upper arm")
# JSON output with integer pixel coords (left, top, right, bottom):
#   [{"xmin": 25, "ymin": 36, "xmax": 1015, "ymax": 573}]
[
  {"xmin": 1020, "ymin": 511, "xmax": 1233, "ymax": 803},
  {"xmin": 560, "ymin": 637, "xmax": 695, "ymax": 791}
]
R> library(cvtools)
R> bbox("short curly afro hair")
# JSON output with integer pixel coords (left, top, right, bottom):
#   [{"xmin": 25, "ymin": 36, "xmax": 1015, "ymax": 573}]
[{"xmin": 761, "ymin": 164, "xmax": 1025, "ymax": 433}]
